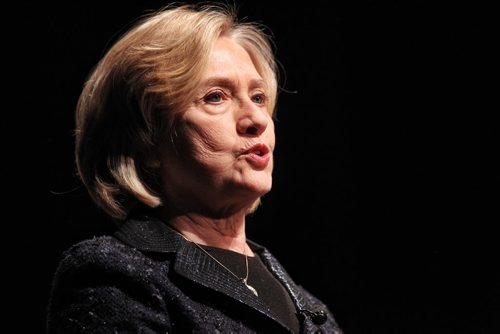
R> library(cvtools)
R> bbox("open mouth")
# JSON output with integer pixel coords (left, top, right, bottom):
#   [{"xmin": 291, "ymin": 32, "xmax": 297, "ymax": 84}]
[
  {"xmin": 245, "ymin": 143, "xmax": 270, "ymax": 157},
  {"xmin": 242, "ymin": 143, "xmax": 271, "ymax": 169}
]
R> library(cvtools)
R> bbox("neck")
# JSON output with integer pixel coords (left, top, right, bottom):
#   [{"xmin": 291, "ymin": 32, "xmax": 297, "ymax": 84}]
[{"xmin": 163, "ymin": 212, "xmax": 253, "ymax": 256}]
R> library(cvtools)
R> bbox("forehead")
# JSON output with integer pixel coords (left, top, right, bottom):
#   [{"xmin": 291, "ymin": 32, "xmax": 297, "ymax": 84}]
[{"xmin": 203, "ymin": 36, "xmax": 262, "ymax": 82}]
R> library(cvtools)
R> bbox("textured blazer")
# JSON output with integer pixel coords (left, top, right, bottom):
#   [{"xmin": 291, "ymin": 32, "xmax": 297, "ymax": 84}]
[{"xmin": 47, "ymin": 215, "xmax": 343, "ymax": 333}]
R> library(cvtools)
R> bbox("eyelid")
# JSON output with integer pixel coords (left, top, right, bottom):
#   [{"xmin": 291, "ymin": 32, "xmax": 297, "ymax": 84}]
[
  {"xmin": 202, "ymin": 88, "xmax": 228, "ymax": 103},
  {"xmin": 251, "ymin": 91, "xmax": 267, "ymax": 105}
]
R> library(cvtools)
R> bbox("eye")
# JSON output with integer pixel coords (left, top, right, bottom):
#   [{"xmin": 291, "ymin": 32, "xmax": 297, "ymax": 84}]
[
  {"xmin": 251, "ymin": 93, "xmax": 266, "ymax": 105},
  {"xmin": 203, "ymin": 90, "xmax": 225, "ymax": 103}
]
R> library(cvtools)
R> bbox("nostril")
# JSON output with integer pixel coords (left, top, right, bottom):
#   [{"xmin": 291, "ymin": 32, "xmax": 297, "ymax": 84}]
[{"xmin": 245, "ymin": 126, "xmax": 258, "ymax": 135}]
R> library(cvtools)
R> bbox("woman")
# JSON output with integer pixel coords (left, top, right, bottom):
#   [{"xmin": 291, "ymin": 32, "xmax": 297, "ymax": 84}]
[{"xmin": 46, "ymin": 3, "xmax": 343, "ymax": 333}]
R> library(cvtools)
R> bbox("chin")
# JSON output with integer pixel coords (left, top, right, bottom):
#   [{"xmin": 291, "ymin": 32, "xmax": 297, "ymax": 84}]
[
  {"xmin": 246, "ymin": 198, "xmax": 262, "ymax": 214},
  {"xmin": 231, "ymin": 173, "xmax": 272, "ymax": 200},
  {"xmin": 248, "ymin": 178, "xmax": 272, "ymax": 195}
]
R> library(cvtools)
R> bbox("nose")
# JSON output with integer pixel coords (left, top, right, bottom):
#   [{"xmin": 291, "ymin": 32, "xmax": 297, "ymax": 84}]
[{"xmin": 236, "ymin": 99, "xmax": 270, "ymax": 136}]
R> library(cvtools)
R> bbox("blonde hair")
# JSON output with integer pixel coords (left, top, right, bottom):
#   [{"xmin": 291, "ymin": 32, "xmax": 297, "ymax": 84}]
[{"xmin": 75, "ymin": 3, "xmax": 278, "ymax": 220}]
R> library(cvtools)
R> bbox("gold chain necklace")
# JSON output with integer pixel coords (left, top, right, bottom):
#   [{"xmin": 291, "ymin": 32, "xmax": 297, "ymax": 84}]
[{"xmin": 176, "ymin": 231, "xmax": 258, "ymax": 296}]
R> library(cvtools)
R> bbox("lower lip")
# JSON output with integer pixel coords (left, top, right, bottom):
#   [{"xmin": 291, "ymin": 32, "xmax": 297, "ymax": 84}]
[{"xmin": 245, "ymin": 153, "xmax": 270, "ymax": 169}]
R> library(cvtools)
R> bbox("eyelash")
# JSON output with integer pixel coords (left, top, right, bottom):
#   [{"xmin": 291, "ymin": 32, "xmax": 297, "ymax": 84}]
[
  {"xmin": 203, "ymin": 90, "xmax": 226, "ymax": 103},
  {"xmin": 251, "ymin": 93, "xmax": 266, "ymax": 105},
  {"xmin": 202, "ymin": 90, "xmax": 266, "ymax": 105}
]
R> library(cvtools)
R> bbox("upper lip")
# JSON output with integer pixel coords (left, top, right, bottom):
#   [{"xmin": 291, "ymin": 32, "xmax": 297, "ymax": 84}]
[{"xmin": 243, "ymin": 143, "xmax": 270, "ymax": 157}]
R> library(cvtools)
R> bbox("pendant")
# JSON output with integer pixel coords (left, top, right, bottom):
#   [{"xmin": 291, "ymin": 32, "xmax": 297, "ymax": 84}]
[{"xmin": 243, "ymin": 278, "xmax": 258, "ymax": 296}]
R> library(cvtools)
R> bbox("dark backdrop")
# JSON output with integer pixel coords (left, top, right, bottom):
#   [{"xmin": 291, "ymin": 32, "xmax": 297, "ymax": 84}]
[{"xmin": 26, "ymin": 0, "xmax": 499, "ymax": 333}]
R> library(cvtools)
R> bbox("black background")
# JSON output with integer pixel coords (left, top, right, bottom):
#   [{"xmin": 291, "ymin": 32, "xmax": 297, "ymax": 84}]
[{"xmin": 23, "ymin": 0, "xmax": 499, "ymax": 333}]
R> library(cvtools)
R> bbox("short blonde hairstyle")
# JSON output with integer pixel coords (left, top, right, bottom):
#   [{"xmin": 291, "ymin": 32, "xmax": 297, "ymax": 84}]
[{"xmin": 75, "ymin": 3, "xmax": 279, "ymax": 220}]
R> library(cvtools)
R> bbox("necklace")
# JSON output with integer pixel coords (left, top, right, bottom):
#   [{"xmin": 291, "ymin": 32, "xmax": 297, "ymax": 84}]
[{"xmin": 176, "ymin": 231, "xmax": 258, "ymax": 297}]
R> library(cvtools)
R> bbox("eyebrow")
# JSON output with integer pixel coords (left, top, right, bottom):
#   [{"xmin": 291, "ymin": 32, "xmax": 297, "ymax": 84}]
[{"xmin": 198, "ymin": 76, "xmax": 267, "ymax": 91}]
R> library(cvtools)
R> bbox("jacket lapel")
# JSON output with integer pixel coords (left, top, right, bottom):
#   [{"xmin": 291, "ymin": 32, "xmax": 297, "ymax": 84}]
[
  {"xmin": 173, "ymin": 240, "xmax": 272, "ymax": 310},
  {"xmin": 114, "ymin": 215, "xmax": 294, "ymax": 331}
]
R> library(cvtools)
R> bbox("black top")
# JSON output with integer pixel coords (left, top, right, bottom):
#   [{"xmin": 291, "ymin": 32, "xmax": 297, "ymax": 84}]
[{"xmin": 203, "ymin": 245, "xmax": 301, "ymax": 333}]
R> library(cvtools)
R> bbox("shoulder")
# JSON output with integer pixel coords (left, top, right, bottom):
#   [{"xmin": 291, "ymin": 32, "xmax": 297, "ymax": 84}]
[
  {"xmin": 47, "ymin": 236, "xmax": 172, "ymax": 333},
  {"xmin": 59, "ymin": 235, "xmax": 130, "ymax": 260},
  {"xmin": 57, "ymin": 236, "xmax": 136, "ymax": 268},
  {"xmin": 53, "ymin": 235, "xmax": 164, "ymax": 285}
]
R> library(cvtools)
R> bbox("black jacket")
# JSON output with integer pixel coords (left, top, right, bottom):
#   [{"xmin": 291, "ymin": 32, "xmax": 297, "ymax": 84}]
[{"xmin": 47, "ymin": 216, "xmax": 343, "ymax": 333}]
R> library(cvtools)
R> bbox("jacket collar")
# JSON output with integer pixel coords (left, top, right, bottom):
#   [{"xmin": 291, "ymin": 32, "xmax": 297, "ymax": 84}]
[{"xmin": 113, "ymin": 215, "xmax": 300, "ymax": 332}]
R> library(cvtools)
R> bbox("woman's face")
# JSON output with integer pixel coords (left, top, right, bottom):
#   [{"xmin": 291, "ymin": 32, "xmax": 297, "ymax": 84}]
[{"xmin": 161, "ymin": 36, "xmax": 275, "ymax": 215}]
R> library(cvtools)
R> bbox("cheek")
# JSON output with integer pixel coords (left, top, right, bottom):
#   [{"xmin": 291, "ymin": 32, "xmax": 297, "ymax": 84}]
[
  {"xmin": 177, "ymin": 122, "xmax": 231, "ymax": 162},
  {"xmin": 268, "ymin": 121, "xmax": 276, "ymax": 146}
]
